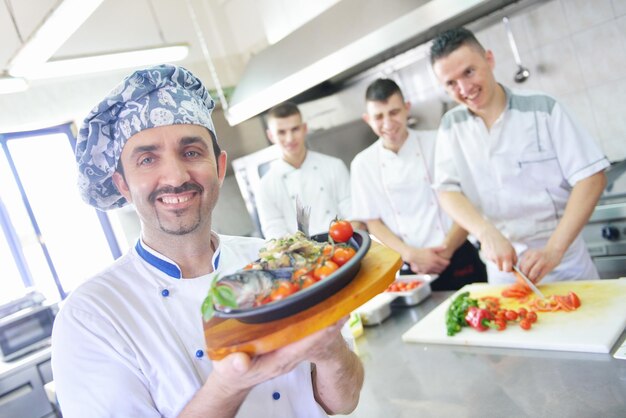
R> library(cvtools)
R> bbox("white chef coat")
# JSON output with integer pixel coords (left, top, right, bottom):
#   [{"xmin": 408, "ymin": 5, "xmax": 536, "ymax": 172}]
[
  {"xmin": 256, "ymin": 150, "xmax": 352, "ymax": 239},
  {"xmin": 350, "ymin": 129, "xmax": 451, "ymax": 248},
  {"xmin": 51, "ymin": 233, "xmax": 328, "ymax": 418},
  {"xmin": 434, "ymin": 86, "xmax": 609, "ymax": 283}
]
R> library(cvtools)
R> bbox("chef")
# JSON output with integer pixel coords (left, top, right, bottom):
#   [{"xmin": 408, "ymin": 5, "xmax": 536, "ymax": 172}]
[
  {"xmin": 351, "ymin": 78, "xmax": 487, "ymax": 291},
  {"xmin": 51, "ymin": 64, "xmax": 364, "ymax": 417},
  {"xmin": 255, "ymin": 102, "xmax": 354, "ymax": 239},
  {"xmin": 430, "ymin": 27, "xmax": 609, "ymax": 284}
]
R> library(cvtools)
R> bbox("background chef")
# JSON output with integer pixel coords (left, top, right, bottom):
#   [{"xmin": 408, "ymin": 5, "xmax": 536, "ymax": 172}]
[
  {"xmin": 351, "ymin": 78, "xmax": 487, "ymax": 291},
  {"xmin": 256, "ymin": 101, "xmax": 356, "ymax": 239},
  {"xmin": 430, "ymin": 28, "xmax": 609, "ymax": 284}
]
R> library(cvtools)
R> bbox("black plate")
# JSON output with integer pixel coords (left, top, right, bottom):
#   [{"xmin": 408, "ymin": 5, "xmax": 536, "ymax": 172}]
[{"xmin": 214, "ymin": 229, "xmax": 371, "ymax": 324}]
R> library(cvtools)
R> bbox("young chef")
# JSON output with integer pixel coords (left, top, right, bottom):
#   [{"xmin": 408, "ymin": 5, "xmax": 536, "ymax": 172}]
[
  {"xmin": 350, "ymin": 78, "xmax": 486, "ymax": 291},
  {"xmin": 51, "ymin": 64, "xmax": 364, "ymax": 417},
  {"xmin": 255, "ymin": 102, "xmax": 354, "ymax": 239},
  {"xmin": 430, "ymin": 27, "xmax": 609, "ymax": 284}
]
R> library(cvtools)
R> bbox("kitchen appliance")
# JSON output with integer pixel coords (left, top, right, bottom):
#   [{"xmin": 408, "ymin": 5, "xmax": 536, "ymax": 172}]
[
  {"xmin": 582, "ymin": 159, "xmax": 626, "ymax": 279},
  {"xmin": 226, "ymin": 0, "xmax": 541, "ymax": 125},
  {"xmin": 402, "ymin": 280, "xmax": 626, "ymax": 353},
  {"xmin": 0, "ymin": 293, "xmax": 58, "ymax": 362}
]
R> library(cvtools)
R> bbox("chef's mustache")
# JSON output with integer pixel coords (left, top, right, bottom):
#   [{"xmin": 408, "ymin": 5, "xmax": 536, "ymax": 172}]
[{"xmin": 149, "ymin": 182, "xmax": 204, "ymax": 203}]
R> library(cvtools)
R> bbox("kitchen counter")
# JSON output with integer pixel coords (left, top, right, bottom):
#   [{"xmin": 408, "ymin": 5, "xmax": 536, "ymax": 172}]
[{"xmin": 346, "ymin": 291, "xmax": 626, "ymax": 418}]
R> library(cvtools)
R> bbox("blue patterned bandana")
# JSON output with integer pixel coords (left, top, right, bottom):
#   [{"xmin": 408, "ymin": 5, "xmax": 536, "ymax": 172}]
[{"xmin": 75, "ymin": 64, "xmax": 216, "ymax": 210}]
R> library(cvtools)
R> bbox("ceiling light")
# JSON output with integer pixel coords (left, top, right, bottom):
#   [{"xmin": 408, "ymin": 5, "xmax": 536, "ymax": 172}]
[
  {"xmin": 12, "ymin": 45, "xmax": 190, "ymax": 80},
  {"xmin": 8, "ymin": 0, "xmax": 105, "ymax": 76},
  {"xmin": 0, "ymin": 77, "xmax": 29, "ymax": 94}
]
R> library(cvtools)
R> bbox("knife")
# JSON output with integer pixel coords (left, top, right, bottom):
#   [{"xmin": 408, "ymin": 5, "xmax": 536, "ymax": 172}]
[{"xmin": 512, "ymin": 265, "xmax": 546, "ymax": 300}]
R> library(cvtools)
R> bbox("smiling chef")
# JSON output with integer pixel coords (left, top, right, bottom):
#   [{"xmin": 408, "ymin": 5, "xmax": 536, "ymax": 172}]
[
  {"xmin": 429, "ymin": 28, "xmax": 609, "ymax": 284},
  {"xmin": 51, "ymin": 64, "xmax": 363, "ymax": 418}
]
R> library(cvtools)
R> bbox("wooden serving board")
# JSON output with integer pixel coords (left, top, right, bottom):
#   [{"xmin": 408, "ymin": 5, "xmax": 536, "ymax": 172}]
[
  {"xmin": 402, "ymin": 279, "xmax": 626, "ymax": 353},
  {"xmin": 204, "ymin": 240, "xmax": 402, "ymax": 359}
]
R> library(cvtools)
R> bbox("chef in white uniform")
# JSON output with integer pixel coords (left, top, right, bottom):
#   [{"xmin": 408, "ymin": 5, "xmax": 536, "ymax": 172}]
[
  {"xmin": 256, "ymin": 102, "xmax": 354, "ymax": 239},
  {"xmin": 430, "ymin": 27, "xmax": 609, "ymax": 284},
  {"xmin": 51, "ymin": 65, "xmax": 364, "ymax": 418},
  {"xmin": 351, "ymin": 78, "xmax": 486, "ymax": 291}
]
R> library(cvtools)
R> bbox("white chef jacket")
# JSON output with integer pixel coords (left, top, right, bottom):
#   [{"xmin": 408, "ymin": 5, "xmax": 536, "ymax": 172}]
[
  {"xmin": 51, "ymin": 233, "xmax": 328, "ymax": 418},
  {"xmin": 256, "ymin": 150, "xmax": 352, "ymax": 239},
  {"xmin": 434, "ymin": 86, "xmax": 609, "ymax": 283},
  {"xmin": 350, "ymin": 129, "xmax": 451, "ymax": 248}
]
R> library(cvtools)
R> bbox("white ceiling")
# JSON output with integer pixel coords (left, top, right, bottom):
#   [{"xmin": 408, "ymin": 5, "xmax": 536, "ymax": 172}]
[
  {"xmin": 0, "ymin": 0, "xmax": 342, "ymax": 88},
  {"xmin": 0, "ymin": 0, "xmax": 256, "ymax": 89},
  {"xmin": 0, "ymin": 0, "xmax": 339, "ymax": 130}
]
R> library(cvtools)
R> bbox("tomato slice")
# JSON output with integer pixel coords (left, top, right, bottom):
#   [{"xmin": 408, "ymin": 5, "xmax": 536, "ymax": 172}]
[
  {"xmin": 531, "ymin": 292, "xmax": 582, "ymax": 312},
  {"xmin": 501, "ymin": 283, "xmax": 532, "ymax": 299},
  {"xmin": 568, "ymin": 292, "xmax": 581, "ymax": 309}
]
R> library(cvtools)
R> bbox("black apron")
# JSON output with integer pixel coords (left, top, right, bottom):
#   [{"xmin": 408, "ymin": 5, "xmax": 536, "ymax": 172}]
[{"xmin": 399, "ymin": 240, "xmax": 487, "ymax": 291}]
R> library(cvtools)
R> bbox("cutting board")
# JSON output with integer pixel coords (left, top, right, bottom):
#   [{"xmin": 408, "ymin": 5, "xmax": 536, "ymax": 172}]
[
  {"xmin": 204, "ymin": 240, "xmax": 402, "ymax": 360},
  {"xmin": 402, "ymin": 279, "xmax": 626, "ymax": 353}
]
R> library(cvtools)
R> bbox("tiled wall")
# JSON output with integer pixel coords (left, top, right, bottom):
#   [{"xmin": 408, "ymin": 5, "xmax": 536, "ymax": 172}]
[
  {"xmin": 202, "ymin": 0, "xmax": 626, "ymax": 237},
  {"xmin": 332, "ymin": 0, "xmax": 625, "ymax": 163},
  {"xmin": 471, "ymin": 0, "xmax": 626, "ymax": 162}
]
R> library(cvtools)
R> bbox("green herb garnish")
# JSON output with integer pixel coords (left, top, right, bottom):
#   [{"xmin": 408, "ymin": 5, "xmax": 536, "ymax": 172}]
[{"xmin": 201, "ymin": 275, "xmax": 238, "ymax": 321}]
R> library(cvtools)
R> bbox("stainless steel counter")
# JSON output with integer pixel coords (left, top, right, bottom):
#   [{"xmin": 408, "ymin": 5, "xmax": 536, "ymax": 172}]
[{"xmin": 346, "ymin": 291, "xmax": 626, "ymax": 418}]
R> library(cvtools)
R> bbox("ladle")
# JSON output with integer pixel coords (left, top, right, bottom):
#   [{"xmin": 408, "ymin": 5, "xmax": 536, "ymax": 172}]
[{"xmin": 502, "ymin": 17, "xmax": 530, "ymax": 83}]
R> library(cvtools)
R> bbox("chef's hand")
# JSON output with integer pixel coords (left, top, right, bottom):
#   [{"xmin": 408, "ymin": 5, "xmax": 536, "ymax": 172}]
[
  {"xmin": 180, "ymin": 321, "xmax": 350, "ymax": 418},
  {"xmin": 519, "ymin": 247, "xmax": 563, "ymax": 283},
  {"xmin": 210, "ymin": 319, "xmax": 347, "ymax": 393},
  {"xmin": 403, "ymin": 246, "xmax": 450, "ymax": 274},
  {"xmin": 478, "ymin": 225, "xmax": 517, "ymax": 272}
]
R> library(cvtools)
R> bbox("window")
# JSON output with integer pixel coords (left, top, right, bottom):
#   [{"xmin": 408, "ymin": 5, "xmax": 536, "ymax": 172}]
[{"xmin": 0, "ymin": 123, "xmax": 127, "ymax": 306}]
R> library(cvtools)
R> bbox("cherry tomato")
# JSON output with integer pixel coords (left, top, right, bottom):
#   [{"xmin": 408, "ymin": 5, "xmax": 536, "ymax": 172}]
[
  {"xmin": 300, "ymin": 275, "xmax": 318, "ymax": 289},
  {"xmin": 322, "ymin": 244, "xmax": 334, "ymax": 258},
  {"xmin": 505, "ymin": 310, "xmax": 518, "ymax": 321},
  {"xmin": 517, "ymin": 308, "xmax": 528, "ymax": 319},
  {"xmin": 313, "ymin": 260, "xmax": 339, "ymax": 280},
  {"xmin": 270, "ymin": 281, "xmax": 299, "ymax": 301},
  {"xmin": 526, "ymin": 311, "xmax": 538, "ymax": 323},
  {"xmin": 495, "ymin": 319, "xmax": 507, "ymax": 331},
  {"xmin": 332, "ymin": 246, "xmax": 356, "ymax": 266},
  {"xmin": 329, "ymin": 219, "xmax": 353, "ymax": 243},
  {"xmin": 519, "ymin": 318, "xmax": 532, "ymax": 330},
  {"xmin": 292, "ymin": 267, "xmax": 312, "ymax": 280}
]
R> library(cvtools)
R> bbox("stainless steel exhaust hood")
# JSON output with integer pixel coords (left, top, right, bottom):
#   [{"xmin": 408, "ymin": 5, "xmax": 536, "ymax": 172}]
[{"xmin": 225, "ymin": 0, "xmax": 518, "ymax": 126}]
